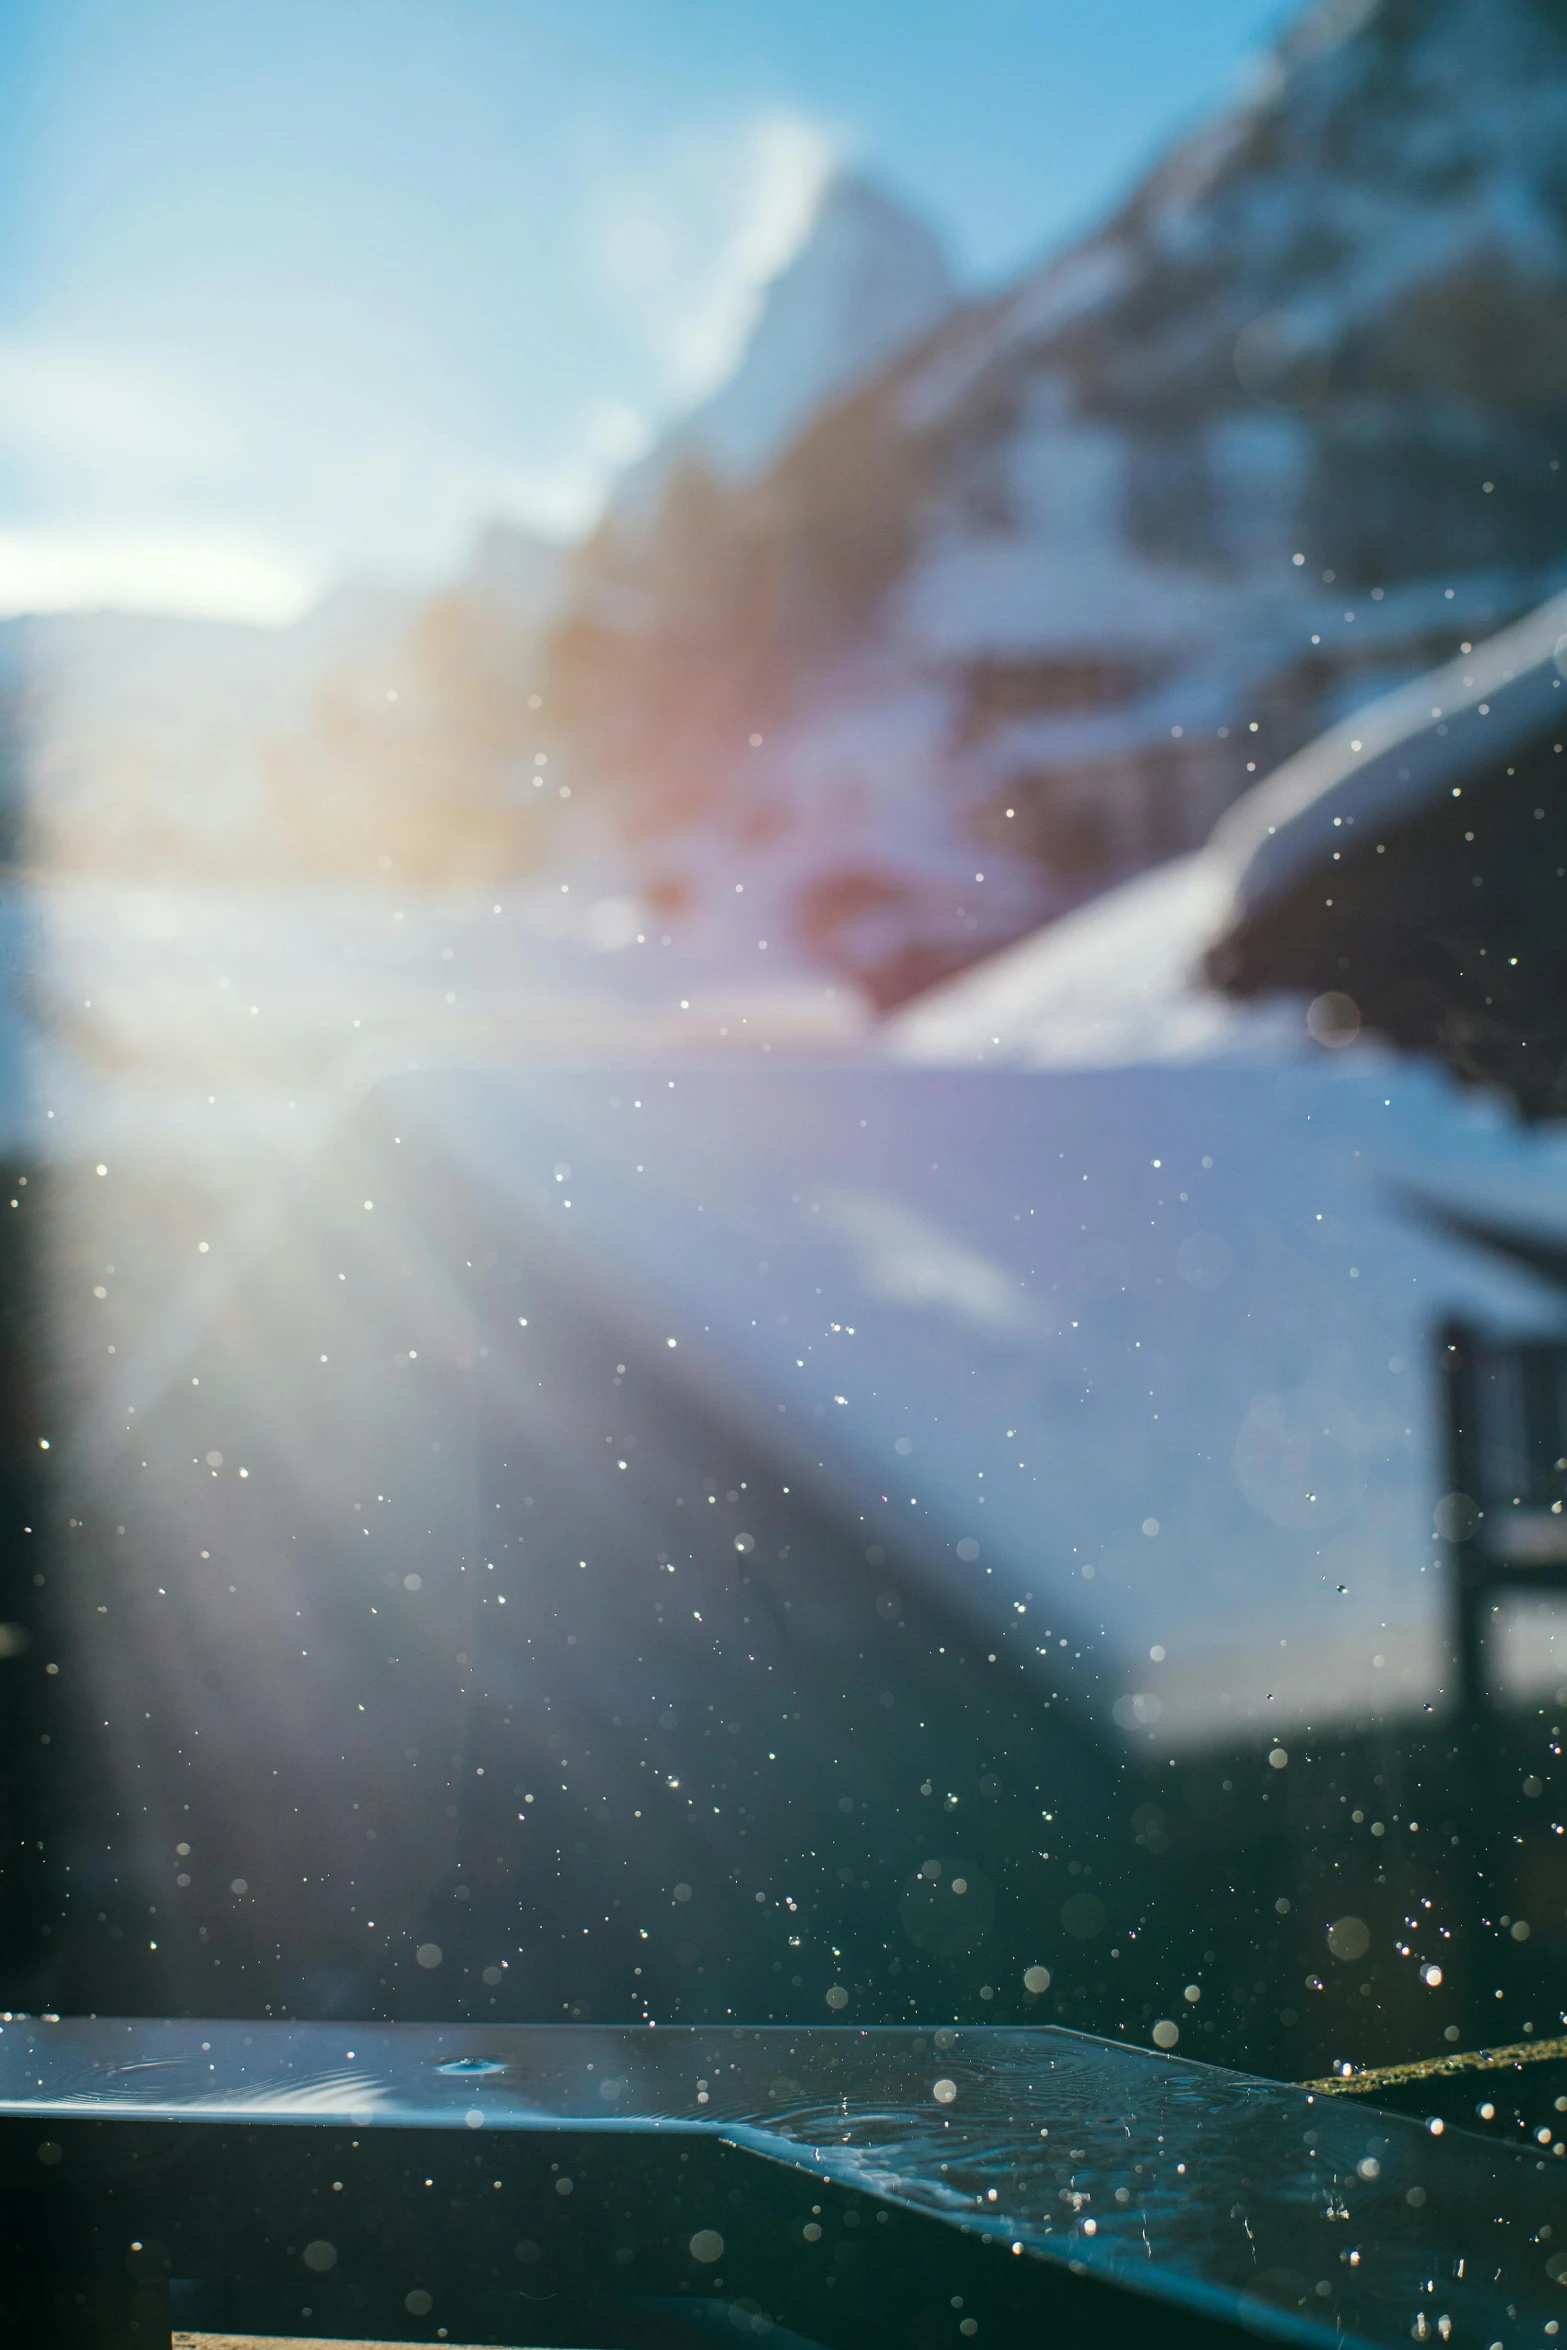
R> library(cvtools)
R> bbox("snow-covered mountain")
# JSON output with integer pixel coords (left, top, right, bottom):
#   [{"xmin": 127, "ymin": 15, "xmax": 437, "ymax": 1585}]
[
  {"xmin": 7, "ymin": 179, "xmax": 946, "ymax": 896},
  {"xmin": 543, "ymin": 0, "xmax": 1567, "ymax": 1004},
  {"xmin": 610, "ymin": 174, "xmax": 955, "ymax": 524}
]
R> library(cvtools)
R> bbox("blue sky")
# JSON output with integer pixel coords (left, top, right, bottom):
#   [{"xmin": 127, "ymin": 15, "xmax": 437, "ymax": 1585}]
[{"xmin": 0, "ymin": 0, "xmax": 1286, "ymax": 621}]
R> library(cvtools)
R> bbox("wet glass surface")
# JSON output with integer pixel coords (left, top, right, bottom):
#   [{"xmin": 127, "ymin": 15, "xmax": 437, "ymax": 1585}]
[{"xmin": 1, "ymin": 2015, "xmax": 1565, "ymax": 2344}]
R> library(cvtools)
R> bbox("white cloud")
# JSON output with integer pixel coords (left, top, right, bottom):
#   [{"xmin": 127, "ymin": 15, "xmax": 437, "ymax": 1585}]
[
  {"xmin": 0, "ymin": 336, "xmax": 602, "ymax": 608},
  {"xmin": 0, "ymin": 339, "xmax": 236, "ymax": 499},
  {"xmin": 0, "ymin": 527, "xmax": 319, "ymax": 625}
]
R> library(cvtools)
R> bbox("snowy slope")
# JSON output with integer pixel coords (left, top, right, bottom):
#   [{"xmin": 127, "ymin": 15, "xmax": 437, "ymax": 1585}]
[
  {"xmin": 542, "ymin": 0, "xmax": 1567, "ymax": 1002},
  {"xmin": 404, "ymin": 1057, "xmax": 1567, "ymax": 1753}
]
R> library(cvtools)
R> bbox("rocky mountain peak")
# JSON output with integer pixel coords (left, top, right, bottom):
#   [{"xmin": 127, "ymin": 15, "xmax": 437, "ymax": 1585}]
[{"xmin": 610, "ymin": 170, "xmax": 954, "ymax": 526}]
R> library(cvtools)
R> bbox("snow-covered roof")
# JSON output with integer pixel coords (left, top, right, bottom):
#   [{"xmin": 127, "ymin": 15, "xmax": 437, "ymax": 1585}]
[
  {"xmin": 884, "ymin": 853, "xmax": 1297, "ymax": 1072},
  {"xmin": 883, "ymin": 583, "xmax": 1567, "ymax": 1083},
  {"xmin": 1209, "ymin": 587, "xmax": 1567, "ymax": 925}
]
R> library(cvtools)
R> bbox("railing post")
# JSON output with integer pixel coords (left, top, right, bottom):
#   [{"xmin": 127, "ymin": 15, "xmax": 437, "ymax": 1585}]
[{"xmin": 1438, "ymin": 1320, "xmax": 1499, "ymax": 2048}]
